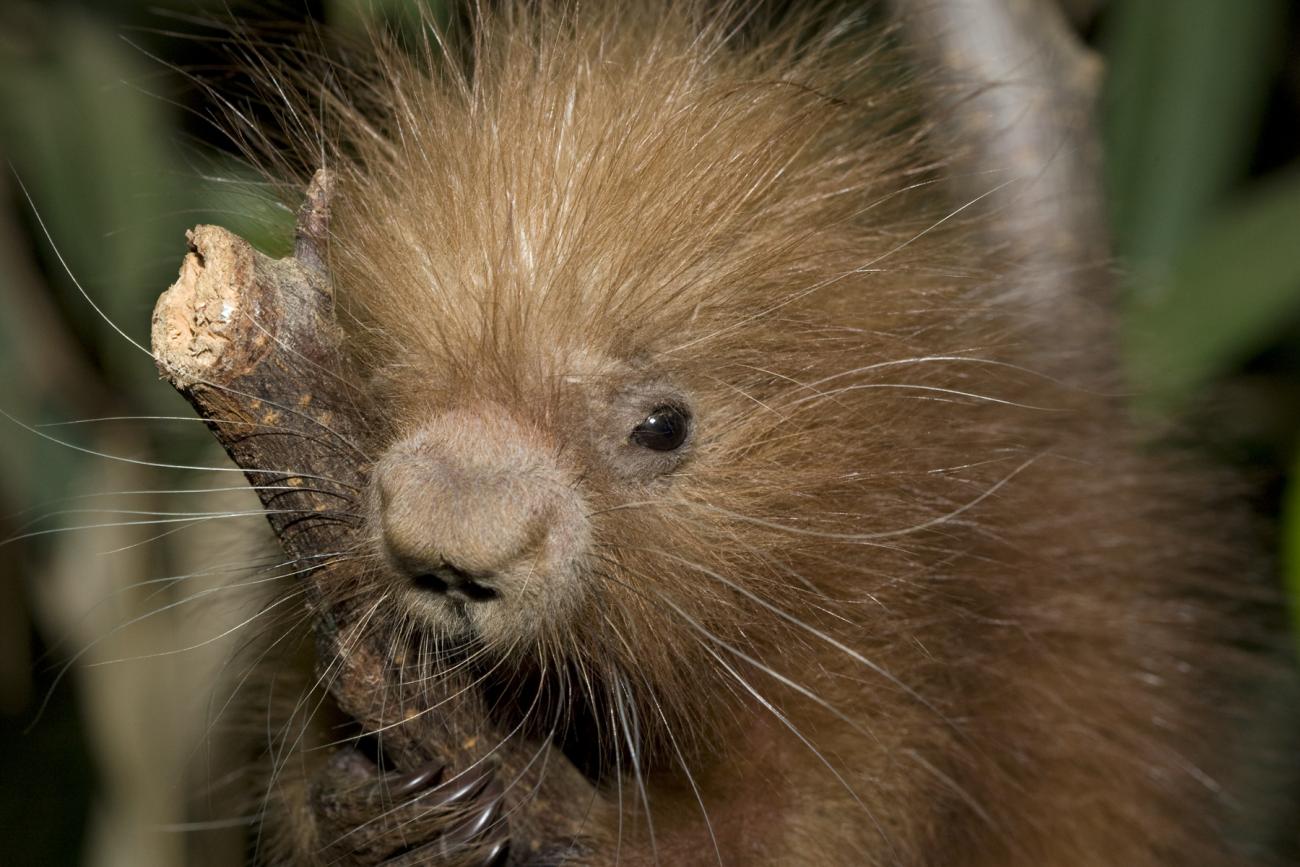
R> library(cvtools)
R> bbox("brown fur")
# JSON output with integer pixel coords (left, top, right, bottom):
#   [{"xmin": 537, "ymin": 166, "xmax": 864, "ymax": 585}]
[{"xmin": 215, "ymin": 3, "xmax": 1280, "ymax": 864}]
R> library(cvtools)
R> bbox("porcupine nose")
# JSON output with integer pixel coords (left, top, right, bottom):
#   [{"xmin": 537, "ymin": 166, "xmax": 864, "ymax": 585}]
[{"xmin": 374, "ymin": 407, "xmax": 567, "ymax": 601}]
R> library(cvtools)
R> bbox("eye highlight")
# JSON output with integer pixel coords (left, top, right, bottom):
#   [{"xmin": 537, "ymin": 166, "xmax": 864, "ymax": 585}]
[{"xmin": 630, "ymin": 405, "xmax": 690, "ymax": 451}]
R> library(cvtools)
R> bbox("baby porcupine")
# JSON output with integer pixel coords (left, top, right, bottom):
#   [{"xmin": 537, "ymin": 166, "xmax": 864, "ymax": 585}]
[{"xmin": 181, "ymin": 2, "xmax": 1282, "ymax": 864}]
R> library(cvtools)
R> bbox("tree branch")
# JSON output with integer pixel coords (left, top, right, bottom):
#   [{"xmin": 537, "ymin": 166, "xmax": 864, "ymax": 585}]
[
  {"xmin": 897, "ymin": 0, "xmax": 1112, "ymax": 338},
  {"xmin": 151, "ymin": 171, "xmax": 592, "ymax": 854}
]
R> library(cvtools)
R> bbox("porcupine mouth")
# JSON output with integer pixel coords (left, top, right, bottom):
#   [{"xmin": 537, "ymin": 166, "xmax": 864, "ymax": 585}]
[
  {"xmin": 476, "ymin": 660, "xmax": 619, "ymax": 787},
  {"xmin": 374, "ymin": 574, "xmax": 614, "ymax": 787}
]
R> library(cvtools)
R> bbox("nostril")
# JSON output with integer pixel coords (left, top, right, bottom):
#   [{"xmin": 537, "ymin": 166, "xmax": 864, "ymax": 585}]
[
  {"xmin": 411, "ymin": 570, "xmax": 450, "ymax": 595},
  {"xmin": 452, "ymin": 580, "xmax": 499, "ymax": 602},
  {"xmin": 411, "ymin": 563, "xmax": 500, "ymax": 601}
]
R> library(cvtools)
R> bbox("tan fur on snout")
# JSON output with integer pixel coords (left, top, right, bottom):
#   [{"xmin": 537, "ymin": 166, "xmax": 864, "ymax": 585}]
[{"xmin": 374, "ymin": 406, "xmax": 590, "ymax": 642}]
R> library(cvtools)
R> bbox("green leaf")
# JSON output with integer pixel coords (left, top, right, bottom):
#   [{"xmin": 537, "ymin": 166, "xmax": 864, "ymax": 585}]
[
  {"xmin": 1103, "ymin": 0, "xmax": 1286, "ymax": 287},
  {"xmin": 192, "ymin": 156, "xmax": 295, "ymax": 259},
  {"xmin": 1125, "ymin": 170, "xmax": 1300, "ymax": 400}
]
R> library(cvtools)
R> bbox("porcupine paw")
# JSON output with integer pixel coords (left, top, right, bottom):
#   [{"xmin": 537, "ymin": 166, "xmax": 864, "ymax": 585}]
[{"xmin": 312, "ymin": 746, "xmax": 510, "ymax": 866}]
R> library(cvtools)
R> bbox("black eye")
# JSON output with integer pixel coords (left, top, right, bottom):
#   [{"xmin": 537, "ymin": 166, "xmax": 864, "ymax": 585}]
[{"xmin": 630, "ymin": 405, "xmax": 690, "ymax": 451}]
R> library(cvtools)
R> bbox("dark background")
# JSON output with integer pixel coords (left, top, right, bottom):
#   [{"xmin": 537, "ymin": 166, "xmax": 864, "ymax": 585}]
[{"xmin": 2, "ymin": 1, "xmax": 1299, "ymax": 863}]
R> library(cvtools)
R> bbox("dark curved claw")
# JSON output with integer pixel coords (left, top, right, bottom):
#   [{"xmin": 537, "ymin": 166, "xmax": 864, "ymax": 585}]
[
  {"xmin": 378, "ymin": 772, "xmax": 509, "ymax": 866},
  {"xmin": 423, "ymin": 760, "xmax": 494, "ymax": 811},
  {"xmin": 312, "ymin": 747, "xmax": 512, "ymax": 866},
  {"xmin": 388, "ymin": 760, "xmax": 446, "ymax": 797},
  {"xmin": 479, "ymin": 837, "xmax": 510, "ymax": 866},
  {"xmin": 442, "ymin": 776, "xmax": 505, "ymax": 846}
]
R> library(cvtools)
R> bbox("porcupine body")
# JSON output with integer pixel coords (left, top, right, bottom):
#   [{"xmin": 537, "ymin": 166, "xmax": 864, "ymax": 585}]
[{"xmin": 202, "ymin": 3, "xmax": 1282, "ymax": 864}]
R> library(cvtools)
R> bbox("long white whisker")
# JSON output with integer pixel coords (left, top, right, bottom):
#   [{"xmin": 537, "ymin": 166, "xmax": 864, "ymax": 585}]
[
  {"xmin": 600, "ymin": 613, "xmax": 721, "ymax": 865},
  {"xmin": 254, "ymin": 595, "xmax": 388, "ymax": 861},
  {"xmin": 698, "ymin": 640, "xmax": 897, "ymax": 859},
  {"xmin": 789, "ymin": 382, "xmax": 1064, "ymax": 412},
  {"xmin": 2, "ymin": 508, "xmax": 356, "ymax": 547},
  {"xmin": 87, "ymin": 565, "xmax": 335, "ymax": 666},
  {"xmin": 614, "ymin": 670, "xmax": 658, "ymax": 865},
  {"xmin": 29, "ymin": 555, "xmax": 329, "ymax": 729},
  {"xmin": 11, "ymin": 169, "xmax": 151, "ymax": 355},
  {"xmin": 690, "ymin": 455, "xmax": 1041, "ymax": 542},
  {"xmin": 632, "ymin": 547, "xmax": 950, "ymax": 725},
  {"xmin": 4, "ymin": 484, "xmax": 355, "ymax": 524},
  {"xmin": 797, "ymin": 354, "xmax": 1077, "ymax": 390},
  {"xmin": 637, "ymin": 583, "xmax": 880, "ymax": 748},
  {"xmin": 0, "ymin": 406, "xmax": 359, "ymax": 488}
]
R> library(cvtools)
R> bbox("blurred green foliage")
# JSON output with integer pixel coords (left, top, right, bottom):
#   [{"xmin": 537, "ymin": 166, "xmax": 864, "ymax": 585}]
[
  {"xmin": 1108, "ymin": 0, "xmax": 1300, "ymax": 398},
  {"xmin": 1104, "ymin": 0, "xmax": 1284, "ymax": 280},
  {"xmin": 1099, "ymin": 2, "xmax": 1300, "ymax": 647},
  {"xmin": 1, "ymin": 1, "xmax": 1299, "ymax": 863}
]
